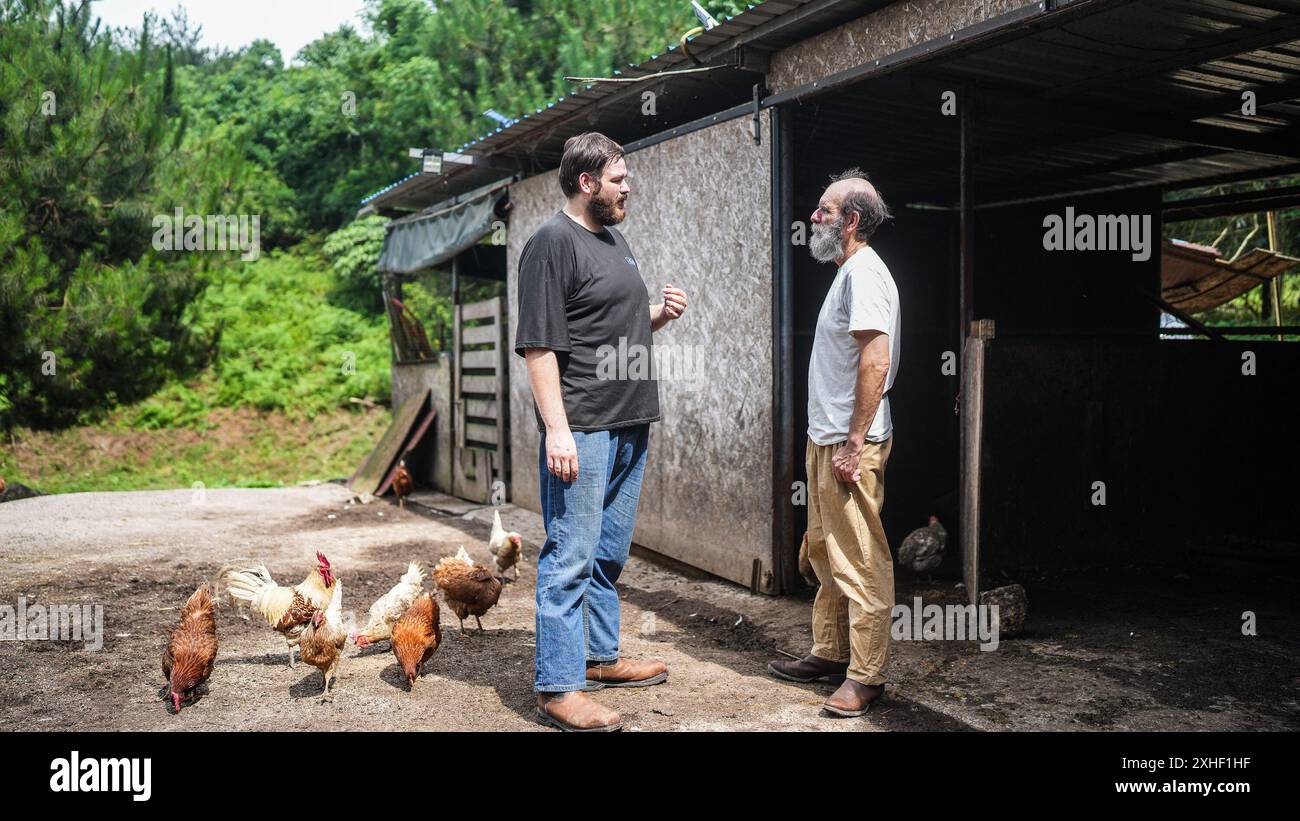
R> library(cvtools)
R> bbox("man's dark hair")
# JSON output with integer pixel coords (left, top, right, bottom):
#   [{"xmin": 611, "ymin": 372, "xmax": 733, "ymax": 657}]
[
  {"xmin": 829, "ymin": 167, "xmax": 892, "ymax": 242},
  {"xmin": 559, "ymin": 132, "xmax": 625, "ymax": 198}
]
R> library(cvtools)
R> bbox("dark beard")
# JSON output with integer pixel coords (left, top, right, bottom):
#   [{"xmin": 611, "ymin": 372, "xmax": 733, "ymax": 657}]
[{"xmin": 586, "ymin": 185, "xmax": 625, "ymax": 226}]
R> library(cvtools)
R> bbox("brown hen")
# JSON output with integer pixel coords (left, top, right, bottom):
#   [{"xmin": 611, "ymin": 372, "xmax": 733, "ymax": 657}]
[
  {"xmin": 392, "ymin": 460, "xmax": 413, "ymax": 508},
  {"xmin": 434, "ymin": 547, "xmax": 502, "ymax": 634},
  {"xmin": 299, "ymin": 581, "xmax": 347, "ymax": 701},
  {"xmin": 391, "ymin": 592, "xmax": 441, "ymax": 688},
  {"xmin": 162, "ymin": 583, "xmax": 218, "ymax": 714}
]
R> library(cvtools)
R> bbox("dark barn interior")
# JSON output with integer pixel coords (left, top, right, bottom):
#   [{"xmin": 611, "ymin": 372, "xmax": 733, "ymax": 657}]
[{"xmin": 779, "ymin": 0, "xmax": 1300, "ymax": 591}]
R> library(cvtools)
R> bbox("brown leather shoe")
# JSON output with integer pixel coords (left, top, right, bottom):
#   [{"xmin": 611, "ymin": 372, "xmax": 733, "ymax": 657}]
[
  {"xmin": 767, "ymin": 654, "xmax": 848, "ymax": 684},
  {"xmin": 822, "ymin": 678, "xmax": 884, "ymax": 717},
  {"xmin": 585, "ymin": 658, "xmax": 669, "ymax": 690},
  {"xmin": 536, "ymin": 692, "xmax": 623, "ymax": 732}
]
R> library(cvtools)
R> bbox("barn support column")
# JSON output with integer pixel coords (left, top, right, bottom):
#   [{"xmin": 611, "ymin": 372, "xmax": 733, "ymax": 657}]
[
  {"xmin": 771, "ymin": 103, "xmax": 797, "ymax": 594},
  {"xmin": 958, "ymin": 88, "xmax": 984, "ymax": 605}
]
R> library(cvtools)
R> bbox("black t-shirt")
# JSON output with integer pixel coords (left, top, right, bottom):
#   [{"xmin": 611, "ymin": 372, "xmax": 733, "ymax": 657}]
[{"xmin": 514, "ymin": 212, "xmax": 661, "ymax": 432}]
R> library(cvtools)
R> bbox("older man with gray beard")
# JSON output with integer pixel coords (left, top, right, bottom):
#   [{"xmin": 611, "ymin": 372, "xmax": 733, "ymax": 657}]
[{"xmin": 768, "ymin": 168, "xmax": 899, "ymax": 717}]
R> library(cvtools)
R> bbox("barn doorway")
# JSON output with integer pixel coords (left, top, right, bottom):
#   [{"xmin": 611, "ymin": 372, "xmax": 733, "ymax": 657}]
[{"xmin": 782, "ymin": 80, "xmax": 965, "ymax": 588}]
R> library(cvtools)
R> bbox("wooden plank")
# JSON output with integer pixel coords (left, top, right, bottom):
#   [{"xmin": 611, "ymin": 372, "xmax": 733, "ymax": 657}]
[
  {"xmin": 461, "ymin": 375, "xmax": 497, "ymax": 395},
  {"xmin": 452, "ymin": 304, "xmax": 463, "ymax": 452},
  {"xmin": 462, "ymin": 323, "xmax": 498, "ymax": 346},
  {"xmin": 461, "ymin": 349, "xmax": 498, "ymax": 369},
  {"xmin": 464, "ymin": 422, "xmax": 499, "ymax": 445},
  {"xmin": 495, "ymin": 296, "xmax": 508, "ymax": 502},
  {"xmin": 348, "ymin": 388, "xmax": 431, "ymax": 496},
  {"xmin": 460, "ymin": 297, "xmax": 500, "ymax": 321},
  {"xmin": 463, "ymin": 398, "xmax": 498, "ymax": 420}
]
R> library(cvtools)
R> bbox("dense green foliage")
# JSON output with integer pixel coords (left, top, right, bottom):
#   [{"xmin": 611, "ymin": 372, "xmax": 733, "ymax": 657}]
[
  {"xmin": 0, "ymin": 0, "xmax": 207, "ymax": 428},
  {"xmin": 170, "ymin": 0, "xmax": 747, "ymax": 236},
  {"xmin": 0, "ymin": 0, "xmax": 744, "ymax": 432},
  {"xmin": 129, "ymin": 251, "xmax": 391, "ymax": 427},
  {"xmin": 321, "ymin": 214, "xmax": 389, "ymax": 313}
]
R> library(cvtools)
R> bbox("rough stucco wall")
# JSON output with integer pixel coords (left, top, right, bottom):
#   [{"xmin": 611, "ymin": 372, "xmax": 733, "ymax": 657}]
[
  {"xmin": 506, "ymin": 170, "xmax": 558, "ymax": 517},
  {"xmin": 507, "ymin": 112, "xmax": 774, "ymax": 590},
  {"xmin": 769, "ymin": 0, "xmax": 1040, "ymax": 92}
]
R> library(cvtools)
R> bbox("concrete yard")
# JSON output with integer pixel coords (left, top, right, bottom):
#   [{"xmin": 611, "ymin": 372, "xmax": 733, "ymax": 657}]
[{"xmin": 0, "ymin": 484, "xmax": 1295, "ymax": 732}]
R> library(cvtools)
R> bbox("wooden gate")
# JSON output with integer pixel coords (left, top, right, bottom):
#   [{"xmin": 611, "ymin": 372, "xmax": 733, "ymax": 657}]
[{"xmin": 452, "ymin": 296, "xmax": 509, "ymax": 503}]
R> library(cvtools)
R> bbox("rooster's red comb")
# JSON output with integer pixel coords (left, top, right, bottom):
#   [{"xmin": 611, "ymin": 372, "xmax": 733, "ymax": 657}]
[{"xmin": 316, "ymin": 551, "xmax": 331, "ymax": 568}]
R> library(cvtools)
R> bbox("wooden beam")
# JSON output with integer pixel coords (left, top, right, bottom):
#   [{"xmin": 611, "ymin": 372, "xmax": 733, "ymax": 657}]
[{"xmin": 1163, "ymin": 185, "xmax": 1300, "ymax": 221}]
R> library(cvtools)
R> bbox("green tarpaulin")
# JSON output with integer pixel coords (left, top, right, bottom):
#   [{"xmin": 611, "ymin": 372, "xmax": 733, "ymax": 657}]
[{"xmin": 376, "ymin": 185, "xmax": 507, "ymax": 275}]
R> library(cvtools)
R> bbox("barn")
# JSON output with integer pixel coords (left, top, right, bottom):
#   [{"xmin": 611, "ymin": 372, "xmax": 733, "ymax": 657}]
[{"xmin": 360, "ymin": 0, "xmax": 1300, "ymax": 597}]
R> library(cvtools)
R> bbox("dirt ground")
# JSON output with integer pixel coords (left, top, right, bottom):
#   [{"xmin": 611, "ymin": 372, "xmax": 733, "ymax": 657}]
[{"xmin": 0, "ymin": 484, "xmax": 1295, "ymax": 732}]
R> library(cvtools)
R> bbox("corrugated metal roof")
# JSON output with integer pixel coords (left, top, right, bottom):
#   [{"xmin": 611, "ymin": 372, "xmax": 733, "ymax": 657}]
[
  {"xmin": 365, "ymin": 0, "xmax": 1300, "ymax": 215},
  {"xmin": 788, "ymin": 0, "xmax": 1300, "ymax": 207},
  {"xmin": 451, "ymin": 0, "xmax": 891, "ymax": 159}
]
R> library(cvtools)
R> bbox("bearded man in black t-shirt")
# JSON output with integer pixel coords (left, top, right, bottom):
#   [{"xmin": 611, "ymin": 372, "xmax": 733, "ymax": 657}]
[{"xmin": 515, "ymin": 132, "xmax": 688, "ymax": 732}]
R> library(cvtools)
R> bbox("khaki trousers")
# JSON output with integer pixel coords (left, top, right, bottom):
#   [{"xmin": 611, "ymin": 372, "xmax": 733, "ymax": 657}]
[{"xmin": 805, "ymin": 436, "xmax": 894, "ymax": 685}]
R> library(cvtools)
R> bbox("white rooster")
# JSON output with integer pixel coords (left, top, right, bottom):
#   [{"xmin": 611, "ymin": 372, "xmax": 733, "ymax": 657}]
[
  {"xmin": 898, "ymin": 515, "xmax": 947, "ymax": 581},
  {"xmin": 488, "ymin": 509, "xmax": 523, "ymax": 580},
  {"xmin": 351, "ymin": 562, "xmax": 426, "ymax": 649},
  {"xmin": 220, "ymin": 551, "xmax": 336, "ymax": 667}
]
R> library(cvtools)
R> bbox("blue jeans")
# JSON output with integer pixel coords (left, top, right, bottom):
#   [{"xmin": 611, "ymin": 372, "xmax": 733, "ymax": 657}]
[{"xmin": 535, "ymin": 424, "xmax": 649, "ymax": 693}]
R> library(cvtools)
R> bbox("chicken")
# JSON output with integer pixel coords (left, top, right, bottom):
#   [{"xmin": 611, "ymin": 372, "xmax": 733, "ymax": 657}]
[
  {"xmin": 488, "ymin": 509, "xmax": 523, "ymax": 580},
  {"xmin": 300, "ymin": 580, "xmax": 348, "ymax": 701},
  {"xmin": 391, "ymin": 592, "xmax": 441, "ymax": 688},
  {"xmin": 221, "ymin": 551, "xmax": 337, "ymax": 666},
  {"xmin": 162, "ymin": 583, "xmax": 218, "ymax": 714},
  {"xmin": 0, "ymin": 479, "xmax": 39, "ymax": 502},
  {"xmin": 797, "ymin": 531, "xmax": 819, "ymax": 587},
  {"xmin": 433, "ymin": 547, "xmax": 502, "ymax": 634},
  {"xmin": 392, "ymin": 460, "xmax": 413, "ymax": 508},
  {"xmin": 898, "ymin": 515, "xmax": 947, "ymax": 581},
  {"xmin": 352, "ymin": 562, "xmax": 425, "ymax": 648}
]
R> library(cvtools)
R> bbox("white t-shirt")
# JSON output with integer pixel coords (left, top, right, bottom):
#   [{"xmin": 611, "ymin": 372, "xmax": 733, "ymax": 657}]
[{"xmin": 807, "ymin": 245, "xmax": 900, "ymax": 446}]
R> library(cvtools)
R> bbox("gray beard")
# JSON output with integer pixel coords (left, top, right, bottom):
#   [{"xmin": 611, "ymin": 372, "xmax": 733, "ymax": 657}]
[{"xmin": 809, "ymin": 221, "xmax": 843, "ymax": 263}]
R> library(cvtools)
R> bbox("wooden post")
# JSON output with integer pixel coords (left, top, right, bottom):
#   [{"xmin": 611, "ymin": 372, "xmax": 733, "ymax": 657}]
[
  {"xmin": 452, "ymin": 302, "xmax": 464, "ymax": 451},
  {"xmin": 1267, "ymin": 211, "xmax": 1282, "ymax": 341},
  {"xmin": 957, "ymin": 89, "xmax": 981, "ymax": 605},
  {"xmin": 960, "ymin": 319, "xmax": 994, "ymax": 605},
  {"xmin": 959, "ymin": 86, "xmax": 976, "ymax": 333},
  {"xmin": 771, "ymin": 104, "xmax": 797, "ymax": 594},
  {"xmin": 493, "ymin": 295, "xmax": 508, "ymax": 502}
]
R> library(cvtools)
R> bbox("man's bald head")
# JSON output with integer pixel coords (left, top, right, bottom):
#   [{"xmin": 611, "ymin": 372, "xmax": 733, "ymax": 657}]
[{"xmin": 825, "ymin": 168, "xmax": 892, "ymax": 243}]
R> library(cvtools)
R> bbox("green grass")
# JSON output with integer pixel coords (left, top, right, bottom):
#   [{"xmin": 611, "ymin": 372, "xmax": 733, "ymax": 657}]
[
  {"xmin": 1, "ymin": 249, "xmax": 397, "ymax": 494},
  {"xmin": 1, "ymin": 404, "xmax": 390, "ymax": 494}
]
